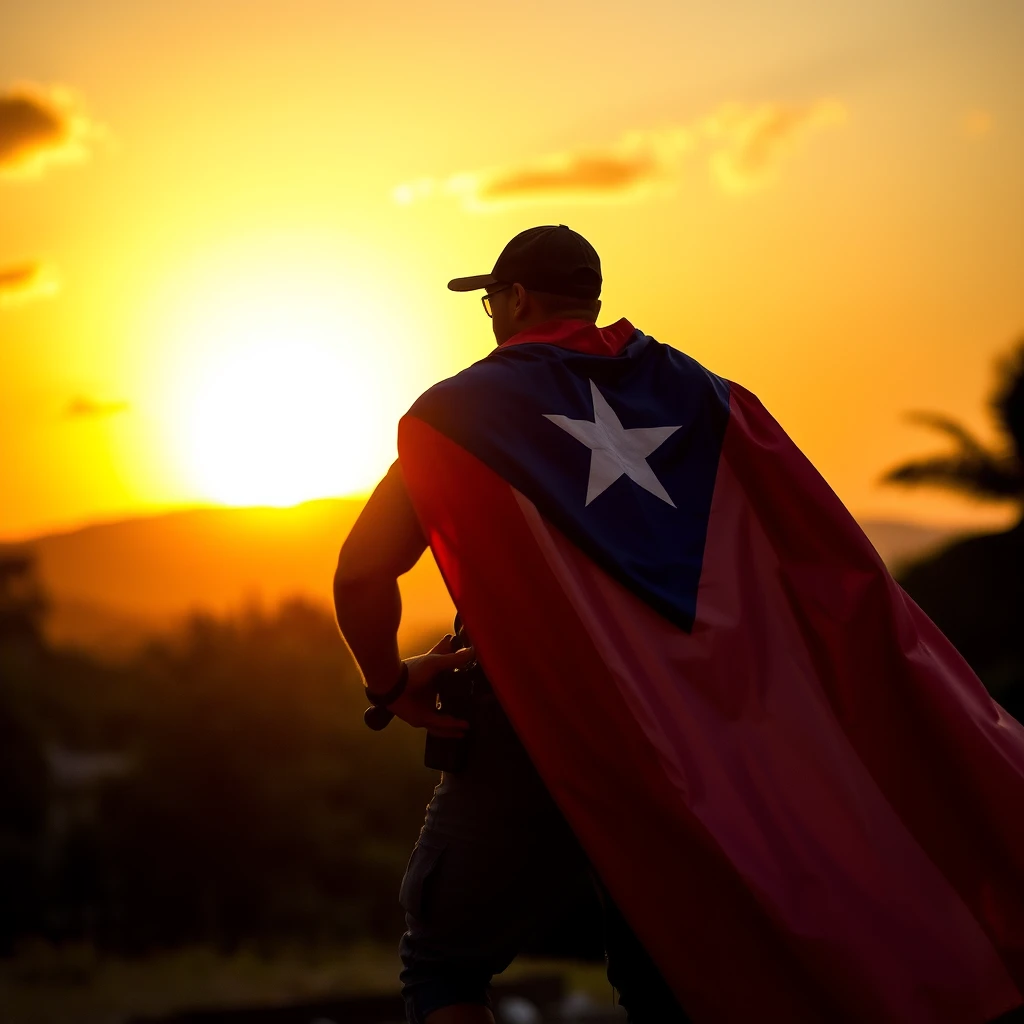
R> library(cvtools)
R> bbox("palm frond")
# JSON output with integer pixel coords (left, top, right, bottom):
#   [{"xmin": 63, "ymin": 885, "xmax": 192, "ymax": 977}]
[
  {"xmin": 883, "ymin": 338, "xmax": 1024, "ymax": 503},
  {"xmin": 902, "ymin": 411, "xmax": 989, "ymax": 457},
  {"xmin": 882, "ymin": 453, "xmax": 1022, "ymax": 499}
]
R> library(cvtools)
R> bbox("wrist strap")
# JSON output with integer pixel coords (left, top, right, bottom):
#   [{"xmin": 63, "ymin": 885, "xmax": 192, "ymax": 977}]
[{"xmin": 365, "ymin": 662, "xmax": 409, "ymax": 708}]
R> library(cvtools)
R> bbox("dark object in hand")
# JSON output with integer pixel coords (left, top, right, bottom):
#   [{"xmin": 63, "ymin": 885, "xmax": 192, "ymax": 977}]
[
  {"xmin": 362, "ymin": 663, "xmax": 411, "ymax": 730},
  {"xmin": 424, "ymin": 620, "xmax": 486, "ymax": 774},
  {"xmin": 363, "ymin": 704, "xmax": 395, "ymax": 731}
]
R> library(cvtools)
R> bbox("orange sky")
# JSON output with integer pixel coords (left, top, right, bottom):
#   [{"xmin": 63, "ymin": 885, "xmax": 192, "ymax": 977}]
[{"xmin": 1, "ymin": 0, "xmax": 1022, "ymax": 539}]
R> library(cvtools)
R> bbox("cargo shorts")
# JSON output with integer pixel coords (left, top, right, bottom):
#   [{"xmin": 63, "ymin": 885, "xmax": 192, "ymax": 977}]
[{"xmin": 398, "ymin": 688, "xmax": 689, "ymax": 1024}]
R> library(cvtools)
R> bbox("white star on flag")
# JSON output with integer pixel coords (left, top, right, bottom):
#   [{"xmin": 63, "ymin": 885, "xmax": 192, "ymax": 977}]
[{"xmin": 545, "ymin": 380, "xmax": 682, "ymax": 507}]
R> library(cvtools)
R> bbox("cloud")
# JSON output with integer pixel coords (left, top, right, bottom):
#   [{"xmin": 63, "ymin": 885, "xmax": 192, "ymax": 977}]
[
  {"xmin": 477, "ymin": 145, "xmax": 672, "ymax": 203},
  {"xmin": 394, "ymin": 100, "xmax": 845, "ymax": 209},
  {"xmin": 0, "ymin": 261, "xmax": 60, "ymax": 307},
  {"xmin": 394, "ymin": 128, "xmax": 691, "ymax": 210},
  {"xmin": 64, "ymin": 396, "xmax": 130, "ymax": 420},
  {"xmin": 0, "ymin": 83, "xmax": 101, "ymax": 179},
  {"xmin": 705, "ymin": 100, "xmax": 846, "ymax": 193}
]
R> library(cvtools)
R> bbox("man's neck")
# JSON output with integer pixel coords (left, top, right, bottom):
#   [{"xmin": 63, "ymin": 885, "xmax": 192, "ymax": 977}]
[
  {"xmin": 499, "ymin": 318, "xmax": 595, "ymax": 347},
  {"xmin": 499, "ymin": 318, "xmax": 636, "ymax": 356}
]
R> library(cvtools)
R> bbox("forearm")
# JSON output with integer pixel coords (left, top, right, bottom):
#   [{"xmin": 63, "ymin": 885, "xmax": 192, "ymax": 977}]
[
  {"xmin": 332, "ymin": 460, "xmax": 427, "ymax": 694},
  {"xmin": 333, "ymin": 575, "xmax": 405, "ymax": 693},
  {"xmin": 335, "ymin": 570, "xmax": 473, "ymax": 736}
]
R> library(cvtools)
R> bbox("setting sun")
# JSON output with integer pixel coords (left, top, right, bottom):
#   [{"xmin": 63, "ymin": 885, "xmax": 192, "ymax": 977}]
[
  {"xmin": 182, "ymin": 336, "xmax": 373, "ymax": 508},
  {"xmin": 160, "ymin": 258, "xmax": 413, "ymax": 507}
]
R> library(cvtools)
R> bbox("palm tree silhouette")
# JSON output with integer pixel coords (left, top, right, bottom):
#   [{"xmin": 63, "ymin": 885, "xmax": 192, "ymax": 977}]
[
  {"xmin": 884, "ymin": 336, "xmax": 1024, "ymax": 721},
  {"xmin": 883, "ymin": 338, "xmax": 1024, "ymax": 510}
]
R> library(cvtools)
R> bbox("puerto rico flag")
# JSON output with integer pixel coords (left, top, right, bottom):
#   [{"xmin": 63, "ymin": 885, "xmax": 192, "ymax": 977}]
[{"xmin": 397, "ymin": 317, "xmax": 1024, "ymax": 1023}]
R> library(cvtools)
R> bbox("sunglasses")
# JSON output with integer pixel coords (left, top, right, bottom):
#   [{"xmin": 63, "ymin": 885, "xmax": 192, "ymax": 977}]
[{"xmin": 481, "ymin": 284, "xmax": 513, "ymax": 318}]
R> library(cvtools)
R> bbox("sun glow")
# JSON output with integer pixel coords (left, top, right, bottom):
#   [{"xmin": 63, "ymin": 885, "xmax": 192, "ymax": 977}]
[{"xmin": 163, "ymin": 257, "xmax": 413, "ymax": 507}]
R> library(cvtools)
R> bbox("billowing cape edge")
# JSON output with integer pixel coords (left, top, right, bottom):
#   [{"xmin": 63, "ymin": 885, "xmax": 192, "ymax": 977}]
[{"xmin": 398, "ymin": 369, "xmax": 1024, "ymax": 1023}]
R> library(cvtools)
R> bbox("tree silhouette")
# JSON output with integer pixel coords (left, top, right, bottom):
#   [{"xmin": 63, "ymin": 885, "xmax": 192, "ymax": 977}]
[
  {"xmin": 883, "ymin": 336, "xmax": 1024, "ymax": 723},
  {"xmin": 883, "ymin": 337, "xmax": 1024, "ymax": 509}
]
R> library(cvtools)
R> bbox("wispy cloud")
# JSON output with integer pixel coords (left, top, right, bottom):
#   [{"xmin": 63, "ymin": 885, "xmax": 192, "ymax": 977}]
[
  {"xmin": 394, "ymin": 100, "xmax": 845, "ymax": 209},
  {"xmin": 0, "ymin": 83, "xmax": 102, "ymax": 179},
  {"xmin": 705, "ymin": 100, "xmax": 846, "ymax": 193},
  {"xmin": 0, "ymin": 261, "xmax": 60, "ymax": 307},
  {"xmin": 64, "ymin": 396, "xmax": 130, "ymax": 420}
]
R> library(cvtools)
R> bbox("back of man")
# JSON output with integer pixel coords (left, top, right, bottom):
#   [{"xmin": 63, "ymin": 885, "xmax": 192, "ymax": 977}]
[
  {"xmin": 336, "ymin": 225, "xmax": 1024, "ymax": 1024},
  {"xmin": 338, "ymin": 226, "xmax": 691, "ymax": 1023}
]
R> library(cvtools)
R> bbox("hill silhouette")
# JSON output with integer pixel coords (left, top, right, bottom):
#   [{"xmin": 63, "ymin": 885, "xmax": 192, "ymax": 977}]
[
  {"xmin": 15, "ymin": 501, "xmax": 970, "ymax": 658},
  {"xmin": 24, "ymin": 499, "xmax": 454, "ymax": 656}
]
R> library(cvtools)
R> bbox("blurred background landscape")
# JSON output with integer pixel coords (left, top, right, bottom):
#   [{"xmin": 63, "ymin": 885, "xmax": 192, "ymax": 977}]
[{"xmin": 2, "ymin": 0, "xmax": 1022, "ymax": 1020}]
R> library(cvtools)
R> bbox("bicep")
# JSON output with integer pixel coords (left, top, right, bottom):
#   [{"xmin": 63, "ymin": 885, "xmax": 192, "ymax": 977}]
[{"xmin": 335, "ymin": 460, "xmax": 428, "ymax": 584}]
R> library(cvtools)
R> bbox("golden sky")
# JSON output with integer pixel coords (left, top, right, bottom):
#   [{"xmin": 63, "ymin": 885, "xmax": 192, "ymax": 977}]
[{"xmin": 1, "ymin": 0, "xmax": 1022, "ymax": 539}]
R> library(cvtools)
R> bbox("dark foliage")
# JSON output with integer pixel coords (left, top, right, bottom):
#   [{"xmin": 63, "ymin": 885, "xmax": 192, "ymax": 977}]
[
  {"xmin": 899, "ymin": 522, "xmax": 1024, "ymax": 721},
  {"xmin": 0, "ymin": 594, "xmax": 436, "ymax": 953},
  {"xmin": 888, "ymin": 336, "xmax": 1024, "ymax": 719}
]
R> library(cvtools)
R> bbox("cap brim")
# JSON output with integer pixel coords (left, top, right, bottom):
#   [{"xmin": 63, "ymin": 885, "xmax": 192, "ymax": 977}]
[{"xmin": 447, "ymin": 274, "xmax": 499, "ymax": 292}]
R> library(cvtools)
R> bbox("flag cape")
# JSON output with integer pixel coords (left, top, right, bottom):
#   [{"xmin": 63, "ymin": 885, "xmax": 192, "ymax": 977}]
[{"xmin": 397, "ymin": 318, "xmax": 1024, "ymax": 1023}]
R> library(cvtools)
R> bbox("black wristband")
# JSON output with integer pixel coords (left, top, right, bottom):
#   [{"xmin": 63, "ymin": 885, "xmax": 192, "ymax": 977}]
[{"xmin": 365, "ymin": 662, "xmax": 409, "ymax": 708}]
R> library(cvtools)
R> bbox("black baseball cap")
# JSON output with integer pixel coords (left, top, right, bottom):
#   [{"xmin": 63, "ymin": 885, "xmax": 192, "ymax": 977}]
[{"xmin": 447, "ymin": 225, "xmax": 602, "ymax": 301}]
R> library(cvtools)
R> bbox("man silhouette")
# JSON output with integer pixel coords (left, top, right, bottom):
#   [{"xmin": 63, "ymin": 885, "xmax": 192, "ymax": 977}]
[
  {"xmin": 336, "ymin": 225, "xmax": 1024, "ymax": 1024},
  {"xmin": 335, "ymin": 226, "xmax": 688, "ymax": 1024}
]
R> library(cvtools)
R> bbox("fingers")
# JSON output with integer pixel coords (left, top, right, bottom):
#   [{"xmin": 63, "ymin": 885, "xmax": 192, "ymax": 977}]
[
  {"xmin": 427, "ymin": 634, "xmax": 454, "ymax": 655},
  {"xmin": 404, "ymin": 645, "xmax": 478, "ymax": 692},
  {"xmin": 431, "ymin": 646, "xmax": 476, "ymax": 668}
]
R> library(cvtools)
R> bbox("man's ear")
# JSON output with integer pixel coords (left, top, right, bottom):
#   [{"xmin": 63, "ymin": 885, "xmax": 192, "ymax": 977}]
[{"xmin": 512, "ymin": 283, "xmax": 529, "ymax": 320}]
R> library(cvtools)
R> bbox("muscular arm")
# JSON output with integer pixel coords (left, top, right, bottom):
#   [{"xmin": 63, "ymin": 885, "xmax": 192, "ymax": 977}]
[{"xmin": 333, "ymin": 460, "xmax": 428, "ymax": 692}]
